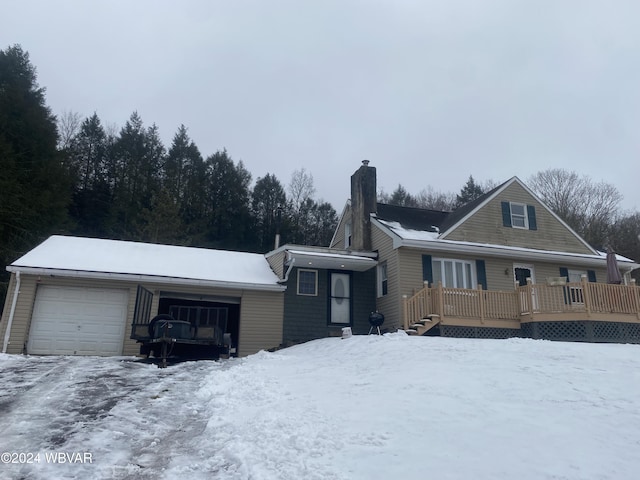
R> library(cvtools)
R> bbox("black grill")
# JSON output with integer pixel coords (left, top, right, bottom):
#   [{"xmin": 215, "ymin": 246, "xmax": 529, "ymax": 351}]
[{"xmin": 368, "ymin": 312, "xmax": 384, "ymax": 335}]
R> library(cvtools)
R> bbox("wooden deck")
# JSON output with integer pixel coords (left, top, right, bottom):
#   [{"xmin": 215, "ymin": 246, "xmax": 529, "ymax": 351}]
[{"xmin": 403, "ymin": 278, "xmax": 640, "ymax": 334}]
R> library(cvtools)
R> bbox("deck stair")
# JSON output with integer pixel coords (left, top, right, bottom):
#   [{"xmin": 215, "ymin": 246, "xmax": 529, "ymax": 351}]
[{"xmin": 406, "ymin": 314, "xmax": 440, "ymax": 336}]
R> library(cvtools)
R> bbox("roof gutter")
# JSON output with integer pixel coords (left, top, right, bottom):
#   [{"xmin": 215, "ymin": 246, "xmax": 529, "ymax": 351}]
[
  {"xmin": 2, "ymin": 271, "xmax": 20, "ymax": 353},
  {"xmin": 5, "ymin": 266, "xmax": 286, "ymax": 292}
]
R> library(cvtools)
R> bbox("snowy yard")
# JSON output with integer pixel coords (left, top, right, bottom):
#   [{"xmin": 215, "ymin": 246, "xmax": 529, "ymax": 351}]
[{"xmin": 1, "ymin": 333, "xmax": 639, "ymax": 480}]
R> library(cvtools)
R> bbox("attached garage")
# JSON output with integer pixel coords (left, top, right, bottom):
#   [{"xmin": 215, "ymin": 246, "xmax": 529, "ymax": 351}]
[
  {"xmin": 1, "ymin": 236, "xmax": 285, "ymax": 358},
  {"xmin": 27, "ymin": 285, "xmax": 128, "ymax": 356}
]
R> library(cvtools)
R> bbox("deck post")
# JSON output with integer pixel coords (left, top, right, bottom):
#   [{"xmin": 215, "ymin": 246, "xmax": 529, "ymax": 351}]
[
  {"xmin": 632, "ymin": 280, "xmax": 640, "ymax": 320},
  {"xmin": 402, "ymin": 295, "xmax": 409, "ymax": 331},
  {"xmin": 526, "ymin": 278, "xmax": 534, "ymax": 321},
  {"xmin": 437, "ymin": 281, "xmax": 445, "ymax": 321},
  {"xmin": 478, "ymin": 284, "xmax": 485, "ymax": 324},
  {"xmin": 581, "ymin": 274, "xmax": 591, "ymax": 318}
]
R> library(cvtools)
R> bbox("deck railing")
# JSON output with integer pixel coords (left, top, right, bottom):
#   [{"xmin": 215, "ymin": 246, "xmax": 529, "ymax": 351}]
[
  {"xmin": 403, "ymin": 278, "xmax": 640, "ymax": 329},
  {"xmin": 403, "ymin": 282, "xmax": 520, "ymax": 330}
]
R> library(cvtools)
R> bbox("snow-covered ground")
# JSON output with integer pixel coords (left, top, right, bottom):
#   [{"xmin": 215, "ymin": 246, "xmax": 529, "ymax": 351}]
[{"xmin": 1, "ymin": 334, "xmax": 639, "ymax": 480}]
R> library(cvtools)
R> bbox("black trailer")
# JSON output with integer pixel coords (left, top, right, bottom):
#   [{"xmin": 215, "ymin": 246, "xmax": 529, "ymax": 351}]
[{"xmin": 131, "ymin": 286, "xmax": 237, "ymax": 367}]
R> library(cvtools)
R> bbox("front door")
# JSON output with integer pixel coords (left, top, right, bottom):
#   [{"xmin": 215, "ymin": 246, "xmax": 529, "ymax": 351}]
[
  {"xmin": 330, "ymin": 273, "xmax": 351, "ymax": 324},
  {"xmin": 514, "ymin": 264, "xmax": 535, "ymax": 286},
  {"xmin": 514, "ymin": 264, "xmax": 537, "ymax": 311}
]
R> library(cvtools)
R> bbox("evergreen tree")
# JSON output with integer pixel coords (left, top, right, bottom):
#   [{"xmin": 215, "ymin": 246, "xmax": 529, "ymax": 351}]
[
  {"xmin": 0, "ymin": 45, "xmax": 71, "ymax": 308},
  {"xmin": 455, "ymin": 175, "xmax": 484, "ymax": 207},
  {"xmin": 67, "ymin": 113, "xmax": 113, "ymax": 236},
  {"xmin": 164, "ymin": 125, "xmax": 206, "ymax": 243},
  {"xmin": 389, "ymin": 184, "xmax": 418, "ymax": 207},
  {"xmin": 251, "ymin": 174, "xmax": 287, "ymax": 252},
  {"xmin": 203, "ymin": 150, "xmax": 252, "ymax": 250},
  {"xmin": 109, "ymin": 112, "xmax": 165, "ymax": 239}
]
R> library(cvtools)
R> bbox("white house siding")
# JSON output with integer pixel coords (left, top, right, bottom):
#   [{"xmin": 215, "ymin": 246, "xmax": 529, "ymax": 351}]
[
  {"xmin": 444, "ymin": 182, "xmax": 594, "ymax": 255},
  {"xmin": 238, "ymin": 290, "xmax": 284, "ymax": 357}
]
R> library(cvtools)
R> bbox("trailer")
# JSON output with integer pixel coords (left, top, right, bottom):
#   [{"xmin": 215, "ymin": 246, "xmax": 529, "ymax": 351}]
[{"xmin": 130, "ymin": 287, "xmax": 236, "ymax": 367}]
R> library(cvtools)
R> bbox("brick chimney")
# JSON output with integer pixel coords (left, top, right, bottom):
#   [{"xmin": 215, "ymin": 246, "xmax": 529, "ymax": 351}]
[{"xmin": 350, "ymin": 160, "xmax": 377, "ymax": 251}]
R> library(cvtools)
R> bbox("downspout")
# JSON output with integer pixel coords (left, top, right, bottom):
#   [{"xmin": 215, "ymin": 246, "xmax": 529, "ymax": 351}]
[
  {"xmin": 280, "ymin": 257, "xmax": 296, "ymax": 284},
  {"xmin": 2, "ymin": 270, "xmax": 21, "ymax": 353}
]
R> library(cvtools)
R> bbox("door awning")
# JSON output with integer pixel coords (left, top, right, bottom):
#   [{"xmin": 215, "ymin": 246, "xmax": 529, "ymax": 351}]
[{"xmin": 285, "ymin": 249, "xmax": 377, "ymax": 272}]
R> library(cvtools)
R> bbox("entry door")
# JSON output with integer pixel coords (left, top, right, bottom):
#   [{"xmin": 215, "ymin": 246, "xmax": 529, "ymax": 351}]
[
  {"xmin": 514, "ymin": 264, "xmax": 535, "ymax": 286},
  {"xmin": 514, "ymin": 264, "xmax": 537, "ymax": 311},
  {"xmin": 330, "ymin": 273, "xmax": 351, "ymax": 324}
]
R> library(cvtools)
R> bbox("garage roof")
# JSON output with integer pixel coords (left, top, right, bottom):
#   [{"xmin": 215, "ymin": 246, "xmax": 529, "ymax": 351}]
[{"xmin": 8, "ymin": 236, "xmax": 285, "ymax": 291}]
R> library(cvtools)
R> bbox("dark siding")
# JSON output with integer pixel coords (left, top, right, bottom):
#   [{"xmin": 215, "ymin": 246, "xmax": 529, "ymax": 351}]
[{"xmin": 282, "ymin": 267, "xmax": 376, "ymax": 345}]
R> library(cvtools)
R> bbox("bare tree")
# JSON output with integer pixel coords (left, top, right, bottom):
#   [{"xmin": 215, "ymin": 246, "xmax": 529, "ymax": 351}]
[
  {"xmin": 415, "ymin": 186, "xmax": 457, "ymax": 211},
  {"xmin": 57, "ymin": 110, "xmax": 82, "ymax": 150},
  {"xmin": 528, "ymin": 168, "xmax": 623, "ymax": 248},
  {"xmin": 288, "ymin": 168, "xmax": 315, "ymax": 213}
]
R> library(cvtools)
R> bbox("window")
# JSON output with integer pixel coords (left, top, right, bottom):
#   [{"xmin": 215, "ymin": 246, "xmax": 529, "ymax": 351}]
[
  {"xmin": 377, "ymin": 262, "xmax": 388, "ymax": 297},
  {"xmin": 297, "ymin": 269, "xmax": 318, "ymax": 296},
  {"xmin": 432, "ymin": 259, "xmax": 475, "ymax": 289},
  {"xmin": 510, "ymin": 202, "xmax": 528, "ymax": 229},
  {"xmin": 345, "ymin": 222, "xmax": 352, "ymax": 247},
  {"xmin": 501, "ymin": 201, "xmax": 537, "ymax": 230}
]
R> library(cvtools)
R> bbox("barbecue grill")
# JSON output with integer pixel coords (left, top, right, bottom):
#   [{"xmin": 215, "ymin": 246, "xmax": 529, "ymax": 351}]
[{"xmin": 368, "ymin": 312, "xmax": 384, "ymax": 335}]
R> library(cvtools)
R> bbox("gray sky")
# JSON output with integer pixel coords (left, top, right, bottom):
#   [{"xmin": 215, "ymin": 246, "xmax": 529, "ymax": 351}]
[{"xmin": 2, "ymin": 0, "xmax": 639, "ymax": 213}]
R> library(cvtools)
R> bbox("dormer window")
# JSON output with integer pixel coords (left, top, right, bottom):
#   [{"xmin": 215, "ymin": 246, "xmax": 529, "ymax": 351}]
[
  {"xmin": 510, "ymin": 203, "xmax": 528, "ymax": 229},
  {"xmin": 501, "ymin": 201, "xmax": 537, "ymax": 231}
]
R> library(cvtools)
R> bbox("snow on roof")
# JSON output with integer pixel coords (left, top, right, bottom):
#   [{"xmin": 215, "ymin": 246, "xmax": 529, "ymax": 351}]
[
  {"xmin": 376, "ymin": 219, "xmax": 440, "ymax": 241},
  {"xmin": 10, "ymin": 236, "xmax": 282, "ymax": 288}
]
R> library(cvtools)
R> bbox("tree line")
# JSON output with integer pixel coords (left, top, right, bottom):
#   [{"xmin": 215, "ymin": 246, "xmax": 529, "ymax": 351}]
[
  {"xmin": 0, "ymin": 45, "xmax": 337, "ymax": 309},
  {"xmin": 1, "ymin": 44, "xmax": 639, "ymax": 310}
]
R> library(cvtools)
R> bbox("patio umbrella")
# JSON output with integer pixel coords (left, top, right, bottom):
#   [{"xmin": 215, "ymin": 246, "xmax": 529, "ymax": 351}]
[{"xmin": 606, "ymin": 250, "xmax": 623, "ymax": 284}]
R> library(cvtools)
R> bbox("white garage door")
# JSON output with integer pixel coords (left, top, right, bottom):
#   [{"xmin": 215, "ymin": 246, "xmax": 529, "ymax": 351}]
[{"xmin": 27, "ymin": 285, "xmax": 129, "ymax": 356}]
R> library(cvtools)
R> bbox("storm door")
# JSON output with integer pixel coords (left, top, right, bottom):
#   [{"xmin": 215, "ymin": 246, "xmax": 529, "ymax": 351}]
[{"xmin": 329, "ymin": 273, "xmax": 351, "ymax": 324}]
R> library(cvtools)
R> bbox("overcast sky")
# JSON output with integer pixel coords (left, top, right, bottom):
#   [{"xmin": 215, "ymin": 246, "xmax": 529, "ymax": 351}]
[{"xmin": 2, "ymin": 1, "xmax": 639, "ymax": 212}]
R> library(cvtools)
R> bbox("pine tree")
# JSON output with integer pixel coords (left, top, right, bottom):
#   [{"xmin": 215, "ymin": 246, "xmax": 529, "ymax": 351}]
[
  {"xmin": 251, "ymin": 173, "xmax": 288, "ymax": 252},
  {"xmin": 455, "ymin": 175, "xmax": 485, "ymax": 208},
  {"xmin": 203, "ymin": 150, "xmax": 252, "ymax": 250},
  {"xmin": 0, "ymin": 45, "xmax": 71, "ymax": 309}
]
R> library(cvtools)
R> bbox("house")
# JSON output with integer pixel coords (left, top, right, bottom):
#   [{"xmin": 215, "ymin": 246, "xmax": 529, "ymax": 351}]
[
  {"xmin": 331, "ymin": 161, "xmax": 640, "ymax": 343},
  {"xmin": 265, "ymin": 244, "xmax": 378, "ymax": 345},
  {"xmin": 2, "ymin": 162, "xmax": 639, "ymax": 358},
  {"xmin": 0, "ymin": 236, "xmax": 285, "ymax": 357}
]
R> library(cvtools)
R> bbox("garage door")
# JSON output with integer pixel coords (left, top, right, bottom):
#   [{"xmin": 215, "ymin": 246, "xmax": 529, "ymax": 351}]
[{"xmin": 27, "ymin": 285, "xmax": 129, "ymax": 356}]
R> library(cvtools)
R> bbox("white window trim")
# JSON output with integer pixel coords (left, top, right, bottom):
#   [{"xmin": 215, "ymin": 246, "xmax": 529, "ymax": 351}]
[
  {"xmin": 432, "ymin": 258, "xmax": 476, "ymax": 289},
  {"xmin": 510, "ymin": 202, "xmax": 529, "ymax": 229},
  {"xmin": 513, "ymin": 263, "xmax": 536, "ymax": 285},
  {"xmin": 377, "ymin": 262, "xmax": 388, "ymax": 297},
  {"xmin": 297, "ymin": 269, "xmax": 318, "ymax": 296}
]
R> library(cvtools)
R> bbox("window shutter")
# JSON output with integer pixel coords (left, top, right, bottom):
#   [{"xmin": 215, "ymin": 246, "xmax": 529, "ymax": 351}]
[
  {"xmin": 476, "ymin": 260, "xmax": 487, "ymax": 289},
  {"xmin": 501, "ymin": 202, "xmax": 511, "ymax": 227},
  {"xmin": 527, "ymin": 205, "xmax": 537, "ymax": 230},
  {"xmin": 559, "ymin": 267, "xmax": 569, "ymax": 304},
  {"xmin": 587, "ymin": 270, "xmax": 596, "ymax": 282},
  {"xmin": 422, "ymin": 255, "xmax": 433, "ymax": 284}
]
